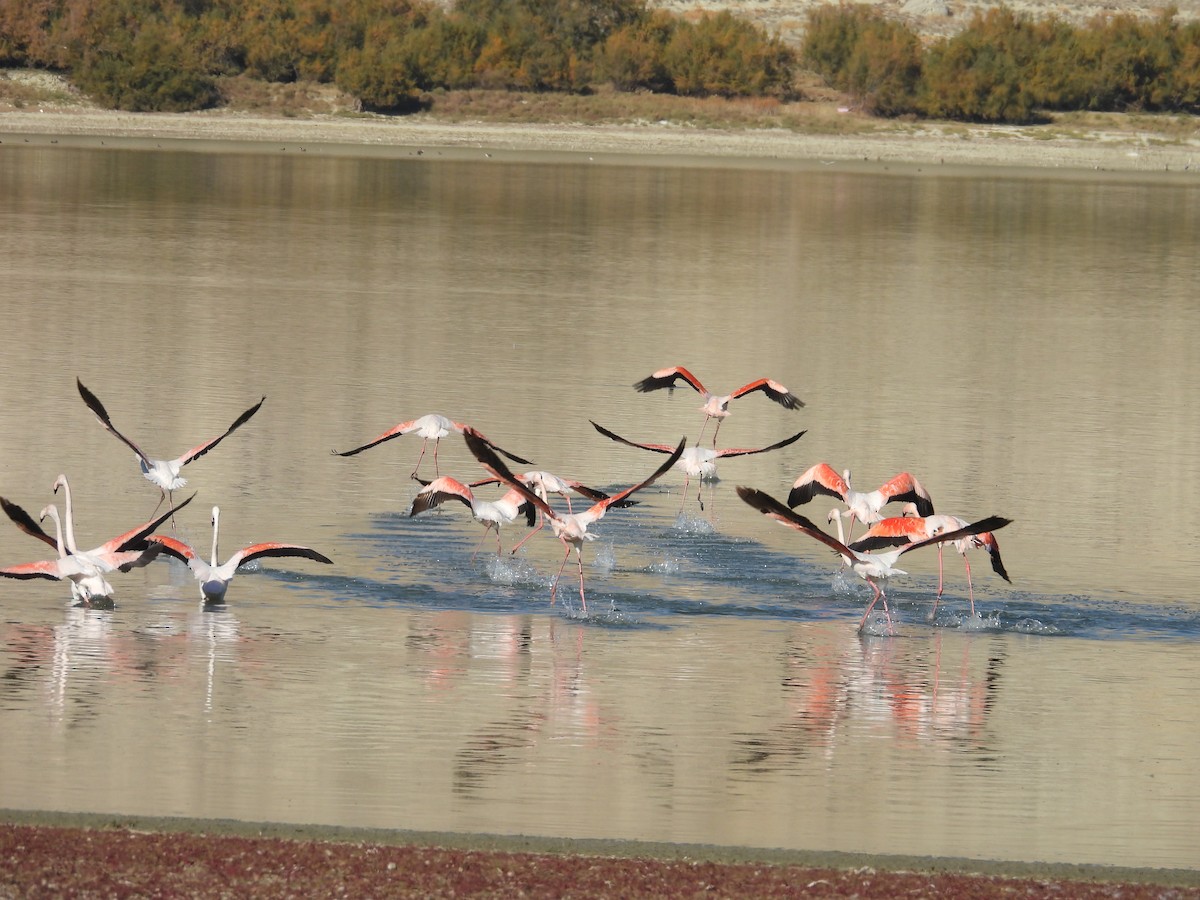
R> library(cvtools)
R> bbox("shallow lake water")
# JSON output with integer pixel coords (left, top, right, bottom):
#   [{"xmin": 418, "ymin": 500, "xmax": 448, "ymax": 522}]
[{"xmin": 0, "ymin": 140, "xmax": 1198, "ymax": 870}]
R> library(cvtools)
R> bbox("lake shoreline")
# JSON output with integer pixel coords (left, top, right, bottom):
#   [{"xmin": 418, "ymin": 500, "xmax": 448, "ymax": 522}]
[
  {"xmin": 3, "ymin": 809, "xmax": 1199, "ymax": 898},
  {"xmin": 3, "ymin": 106, "xmax": 1199, "ymax": 177}
]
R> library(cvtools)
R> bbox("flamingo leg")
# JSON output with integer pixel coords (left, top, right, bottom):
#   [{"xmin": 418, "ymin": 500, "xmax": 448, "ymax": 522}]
[
  {"xmin": 710, "ymin": 417, "xmax": 723, "ymax": 447},
  {"xmin": 550, "ymin": 541, "xmax": 572, "ymax": 605},
  {"xmin": 470, "ymin": 525, "xmax": 491, "ymax": 561},
  {"xmin": 963, "ymin": 554, "xmax": 976, "ymax": 617},
  {"xmin": 575, "ymin": 547, "xmax": 587, "ymax": 615},
  {"xmin": 858, "ymin": 580, "xmax": 893, "ymax": 634},
  {"xmin": 510, "ymin": 516, "xmax": 544, "ymax": 555},
  {"xmin": 928, "ymin": 545, "xmax": 946, "ymax": 622},
  {"xmin": 410, "ymin": 439, "xmax": 431, "ymax": 478}
]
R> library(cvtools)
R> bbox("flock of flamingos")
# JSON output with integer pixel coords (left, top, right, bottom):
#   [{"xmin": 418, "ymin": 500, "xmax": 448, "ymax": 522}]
[{"xmin": 0, "ymin": 367, "xmax": 1012, "ymax": 633}]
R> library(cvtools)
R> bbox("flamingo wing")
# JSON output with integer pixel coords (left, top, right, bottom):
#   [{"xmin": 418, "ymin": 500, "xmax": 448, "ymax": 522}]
[
  {"xmin": 715, "ymin": 429, "xmax": 807, "ymax": 459},
  {"xmin": 633, "ymin": 366, "xmax": 706, "ymax": 396},
  {"xmin": 0, "ymin": 559, "xmax": 68, "ymax": 581},
  {"xmin": 848, "ymin": 516, "xmax": 930, "ymax": 552},
  {"xmin": 729, "ymin": 378, "xmax": 805, "ymax": 410},
  {"xmin": 409, "ymin": 477, "xmax": 474, "ymax": 516},
  {"xmin": 465, "ymin": 433, "xmax": 559, "ymax": 521},
  {"xmin": 787, "ymin": 462, "xmax": 848, "ymax": 508},
  {"xmin": 978, "ymin": 533, "xmax": 1011, "ymax": 581},
  {"xmin": 460, "ymin": 428, "xmax": 534, "ymax": 467},
  {"xmin": 175, "ymin": 396, "xmax": 266, "ymax": 466},
  {"xmin": 228, "ymin": 543, "xmax": 334, "ymax": 569},
  {"xmin": 147, "ymin": 534, "xmax": 198, "ymax": 564},
  {"xmin": 96, "ymin": 493, "xmax": 197, "ymax": 556},
  {"xmin": 877, "ymin": 472, "xmax": 935, "ymax": 517},
  {"xmin": 737, "ymin": 486, "xmax": 855, "ymax": 563},
  {"xmin": 590, "ymin": 420, "xmax": 677, "ymax": 453},
  {"xmin": 332, "ymin": 418, "xmax": 425, "ymax": 457},
  {"xmin": 1, "ymin": 498, "xmax": 60, "ymax": 550},
  {"xmin": 900, "ymin": 517, "xmax": 1012, "ymax": 557},
  {"xmin": 76, "ymin": 378, "xmax": 152, "ymax": 466},
  {"xmin": 582, "ymin": 437, "xmax": 685, "ymax": 522}
]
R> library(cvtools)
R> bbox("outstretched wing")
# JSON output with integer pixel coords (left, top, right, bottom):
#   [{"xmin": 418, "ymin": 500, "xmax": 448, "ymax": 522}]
[
  {"xmin": 409, "ymin": 477, "xmax": 474, "ymax": 517},
  {"xmin": 590, "ymin": 420, "xmax": 677, "ymax": 454},
  {"xmin": 901, "ymin": 517, "xmax": 1013, "ymax": 556},
  {"xmin": 877, "ymin": 472, "xmax": 935, "ymax": 517},
  {"xmin": 633, "ymin": 366, "xmax": 706, "ymax": 396},
  {"xmin": 465, "ymin": 433, "xmax": 558, "ymax": 521},
  {"xmin": 332, "ymin": 419, "xmax": 424, "ymax": 457},
  {"xmin": 177, "ymin": 396, "xmax": 266, "ymax": 466},
  {"xmin": 848, "ymin": 516, "xmax": 928, "ymax": 552},
  {"xmin": 229, "ymin": 543, "xmax": 334, "ymax": 570},
  {"xmin": 578, "ymin": 437, "xmax": 685, "ymax": 524},
  {"xmin": 737, "ymin": 485, "xmax": 855, "ymax": 563},
  {"xmin": 729, "ymin": 378, "xmax": 805, "ymax": 410},
  {"xmin": 100, "ymin": 493, "xmax": 197, "ymax": 555},
  {"xmin": 1, "ymin": 497, "xmax": 59, "ymax": 550},
  {"xmin": 715, "ymin": 430, "xmax": 807, "ymax": 459},
  {"xmin": 77, "ymin": 378, "xmax": 152, "ymax": 466},
  {"xmin": 146, "ymin": 533, "xmax": 199, "ymax": 565},
  {"xmin": 0, "ymin": 559, "xmax": 64, "ymax": 581},
  {"xmin": 787, "ymin": 462, "xmax": 848, "ymax": 508}
]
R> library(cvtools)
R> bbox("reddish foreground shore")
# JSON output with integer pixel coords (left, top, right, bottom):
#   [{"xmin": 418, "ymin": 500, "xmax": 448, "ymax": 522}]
[{"xmin": 3, "ymin": 818, "xmax": 1198, "ymax": 899}]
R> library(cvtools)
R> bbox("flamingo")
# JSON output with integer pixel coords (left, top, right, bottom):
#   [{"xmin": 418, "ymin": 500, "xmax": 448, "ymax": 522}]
[
  {"xmin": 465, "ymin": 430, "xmax": 685, "ymax": 614},
  {"xmin": 787, "ymin": 462, "xmax": 935, "ymax": 543},
  {"xmin": 409, "ymin": 476, "xmax": 536, "ymax": 558},
  {"xmin": 0, "ymin": 491, "xmax": 193, "ymax": 605},
  {"xmin": 77, "ymin": 378, "xmax": 265, "ymax": 512},
  {"xmin": 849, "ymin": 506, "xmax": 1011, "ymax": 619},
  {"xmin": 470, "ymin": 471, "xmax": 620, "ymax": 555},
  {"xmin": 633, "ymin": 366, "xmax": 804, "ymax": 446},
  {"xmin": 149, "ymin": 506, "xmax": 332, "ymax": 603},
  {"xmin": 736, "ymin": 485, "xmax": 1010, "ymax": 633},
  {"xmin": 332, "ymin": 415, "xmax": 532, "ymax": 478},
  {"xmin": 591, "ymin": 420, "xmax": 806, "ymax": 510}
]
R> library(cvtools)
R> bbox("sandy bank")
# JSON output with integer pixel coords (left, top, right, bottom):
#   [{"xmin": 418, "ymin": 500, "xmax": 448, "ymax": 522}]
[{"xmin": 3, "ymin": 106, "xmax": 1200, "ymax": 177}]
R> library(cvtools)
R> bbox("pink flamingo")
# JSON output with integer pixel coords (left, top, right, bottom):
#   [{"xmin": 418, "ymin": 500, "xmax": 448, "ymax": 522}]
[
  {"xmin": 78, "ymin": 378, "xmax": 264, "ymax": 512},
  {"xmin": 787, "ymin": 462, "xmax": 934, "ymax": 543},
  {"xmin": 150, "ymin": 506, "xmax": 332, "ymax": 603},
  {"xmin": 850, "ymin": 506, "xmax": 1010, "ymax": 618},
  {"xmin": 332, "ymin": 414, "xmax": 531, "ymax": 478},
  {"xmin": 591, "ymin": 420, "xmax": 806, "ymax": 510},
  {"xmin": 466, "ymin": 431, "xmax": 685, "ymax": 614},
  {"xmin": 633, "ymin": 366, "xmax": 804, "ymax": 446},
  {"xmin": 409, "ymin": 476, "xmax": 535, "ymax": 558},
  {"xmin": 737, "ymin": 485, "xmax": 1010, "ymax": 633}
]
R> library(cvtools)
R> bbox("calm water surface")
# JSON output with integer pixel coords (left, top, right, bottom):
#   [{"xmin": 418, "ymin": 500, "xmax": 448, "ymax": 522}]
[{"xmin": 0, "ymin": 142, "xmax": 1198, "ymax": 870}]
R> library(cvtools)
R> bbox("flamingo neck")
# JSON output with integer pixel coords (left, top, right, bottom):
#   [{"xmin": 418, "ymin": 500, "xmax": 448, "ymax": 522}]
[
  {"xmin": 57, "ymin": 477, "xmax": 79, "ymax": 553},
  {"xmin": 210, "ymin": 508, "xmax": 221, "ymax": 567},
  {"xmin": 44, "ymin": 506, "xmax": 67, "ymax": 559}
]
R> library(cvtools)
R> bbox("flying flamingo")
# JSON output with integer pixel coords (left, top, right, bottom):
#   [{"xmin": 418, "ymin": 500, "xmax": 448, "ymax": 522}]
[
  {"xmin": 737, "ymin": 485, "xmax": 1010, "ymax": 633},
  {"xmin": 332, "ymin": 414, "xmax": 532, "ymax": 478},
  {"xmin": 150, "ymin": 506, "xmax": 333, "ymax": 603},
  {"xmin": 0, "ymin": 490, "xmax": 193, "ymax": 605},
  {"xmin": 591, "ymin": 420, "xmax": 806, "ymax": 510},
  {"xmin": 466, "ymin": 430, "xmax": 685, "ymax": 615},
  {"xmin": 849, "ymin": 506, "xmax": 1011, "ymax": 619},
  {"xmin": 469, "ymin": 471, "xmax": 620, "ymax": 555},
  {"xmin": 633, "ymin": 366, "xmax": 804, "ymax": 446},
  {"xmin": 787, "ymin": 462, "xmax": 935, "ymax": 544},
  {"xmin": 409, "ymin": 476, "xmax": 536, "ymax": 558},
  {"xmin": 77, "ymin": 378, "xmax": 265, "ymax": 512}
]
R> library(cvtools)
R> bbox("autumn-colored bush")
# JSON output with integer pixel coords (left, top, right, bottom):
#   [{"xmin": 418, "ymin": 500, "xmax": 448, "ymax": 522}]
[{"xmin": 802, "ymin": 4, "xmax": 920, "ymax": 113}]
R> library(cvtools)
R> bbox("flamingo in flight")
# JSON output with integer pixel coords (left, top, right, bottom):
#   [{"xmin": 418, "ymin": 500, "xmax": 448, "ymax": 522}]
[
  {"xmin": 633, "ymin": 366, "xmax": 804, "ymax": 446},
  {"xmin": 469, "ymin": 470, "xmax": 621, "ymax": 555},
  {"xmin": 77, "ymin": 378, "xmax": 264, "ymax": 512},
  {"xmin": 409, "ymin": 476, "xmax": 536, "ymax": 558},
  {"xmin": 849, "ymin": 506, "xmax": 1011, "ymax": 619},
  {"xmin": 466, "ymin": 430, "xmax": 685, "ymax": 615},
  {"xmin": 0, "ymin": 488, "xmax": 193, "ymax": 605},
  {"xmin": 332, "ymin": 415, "xmax": 532, "ymax": 478},
  {"xmin": 150, "ymin": 506, "xmax": 332, "ymax": 603},
  {"xmin": 591, "ymin": 420, "xmax": 806, "ymax": 511},
  {"xmin": 737, "ymin": 485, "xmax": 1010, "ymax": 633},
  {"xmin": 787, "ymin": 462, "xmax": 935, "ymax": 544}
]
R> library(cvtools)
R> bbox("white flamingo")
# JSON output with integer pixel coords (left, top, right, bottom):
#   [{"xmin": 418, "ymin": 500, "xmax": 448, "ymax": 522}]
[
  {"xmin": 150, "ymin": 506, "xmax": 332, "ymax": 603},
  {"xmin": 409, "ymin": 476, "xmax": 535, "ymax": 558},
  {"xmin": 787, "ymin": 462, "xmax": 935, "ymax": 543},
  {"xmin": 332, "ymin": 415, "xmax": 531, "ymax": 479},
  {"xmin": 591, "ymin": 419, "xmax": 806, "ymax": 510},
  {"xmin": 78, "ymin": 378, "xmax": 264, "ymax": 512}
]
